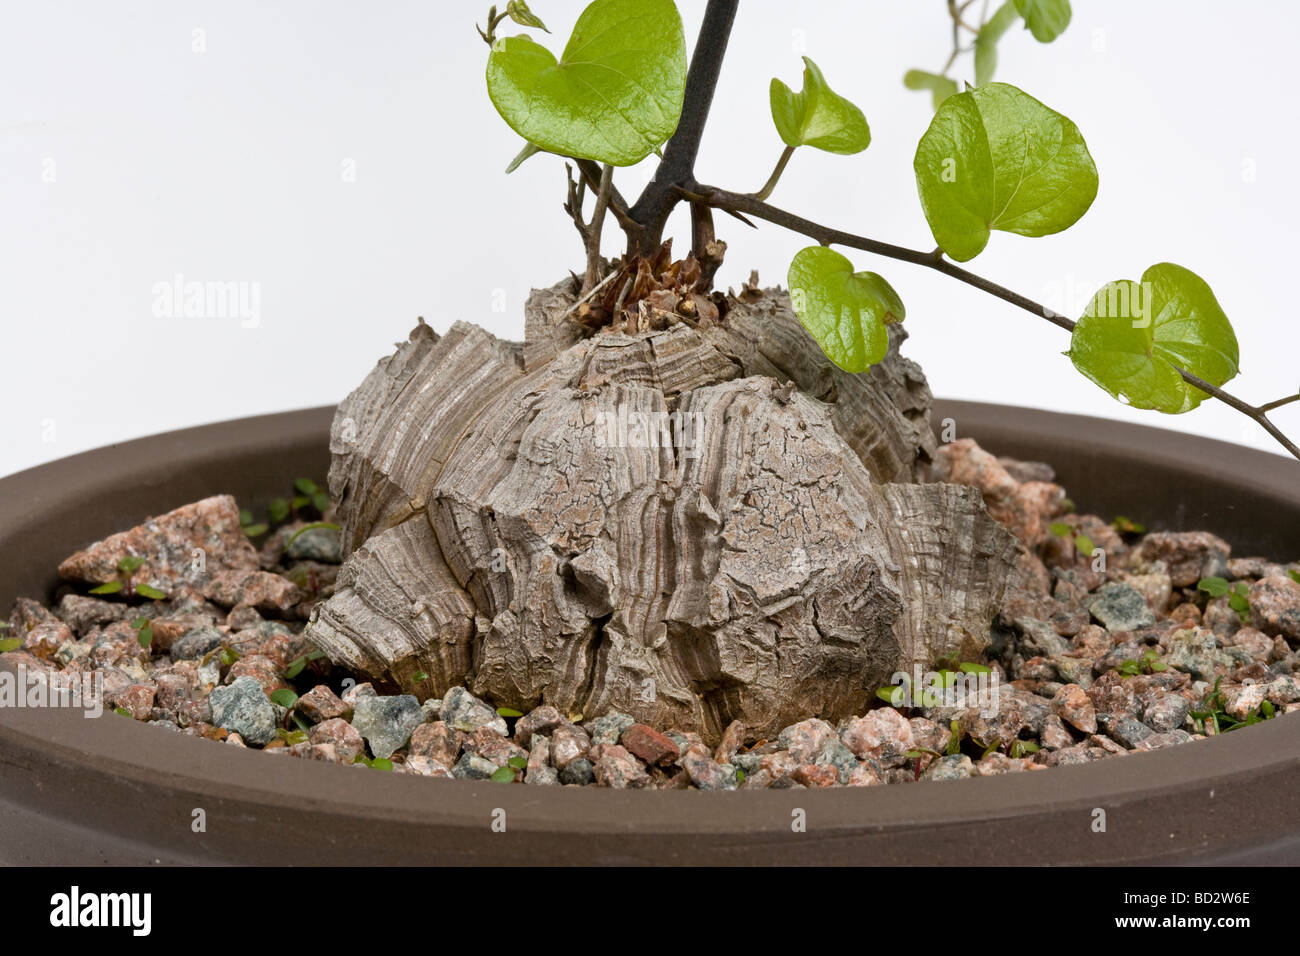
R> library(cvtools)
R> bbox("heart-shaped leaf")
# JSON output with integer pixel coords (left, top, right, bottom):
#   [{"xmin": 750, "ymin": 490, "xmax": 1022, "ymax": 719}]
[
  {"xmin": 914, "ymin": 82, "xmax": 1098, "ymax": 261},
  {"xmin": 1014, "ymin": 0, "xmax": 1072, "ymax": 43},
  {"xmin": 787, "ymin": 246, "xmax": 904, "ymax": 373},
  {"xmin": 974, "ymin": 1, "xmax": 1020, "ymax": 86},
  {"xmin": 903, "ymin": 69, "xmax": 959, "ymax": 112},
  {"xmin": 770, "ymin": 57, "xmax": 871, "ymax": 155},
  {"xmin": 1068, "ymin": 263, "xmax": 1240, "ymax": 414},
  {"xmin": 486, "ymin": 0, "xmax": 687, "ymax": 167}
]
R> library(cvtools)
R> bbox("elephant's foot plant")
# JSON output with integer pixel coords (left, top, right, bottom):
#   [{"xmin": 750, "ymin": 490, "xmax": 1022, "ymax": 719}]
[
  {"xmin": 6, "ymin": 0, "xmax": 1299, "ymax": 793},
  {"xmin": 294, "ymin": 0, "xmax": 1300, "ymax": 744}
]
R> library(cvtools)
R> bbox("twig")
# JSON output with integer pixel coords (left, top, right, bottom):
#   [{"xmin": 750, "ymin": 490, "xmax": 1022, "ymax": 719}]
[
  {"xmin": 584, "ymin": 164, "xmax": 614, "ymax": 293},
  {"xmin": 562, "ymin": 269, "xmax": 621, "ymax": 318},
  {"xmin": 688, "ymin": 182, "xmax": 1300, "ymax": 462}
]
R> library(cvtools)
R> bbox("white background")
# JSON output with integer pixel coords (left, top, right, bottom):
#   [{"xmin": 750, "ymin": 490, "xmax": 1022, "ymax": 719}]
[{"xmin": 3, "ymin": 0, "xmax": 1297, "ymax": 477}]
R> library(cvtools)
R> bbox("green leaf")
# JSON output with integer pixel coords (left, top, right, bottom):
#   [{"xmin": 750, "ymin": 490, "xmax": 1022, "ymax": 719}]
[
  {"xmin": 1049, "ymin": 521, "xmax": 1072, "ymax": 537},
  {"xmin": 114, "ymin": 706, "xmax": 133, "ymax": 718},
  {"xmin": 370, "ymin": 757, "xmax": 394, "ymax": 772},
  {"xmin": 914, "ymin": 82, "xmax": 1098, "ymax": 261},
  {"xmin": 490, "ymin": 766, "xmax": 516, "ymax": 783},
  {"xmin": 117, "ymin": 555, "xmax": 146, "ymax": 574},
  {"xmin": 1074, "ymin": 534, "xmax": 1095, "ymax": 556},
  {"xmin": 903, "ymin": 69, "xmax": 959, "ymax": 112},
  {"xmin": 1014, "ymin": 0, "xmax": 1072, "ymax": 43},
  {"xmin": 291, "ymin": 495, "xmax": 311, "ymax": 511},
  {"xmin": 973, "ymin": 0, "xmax": 1021, "ymax": 86},
  {"xmin": 958, "ymin": 662, "xmax": 992, "ymax": 675},
  {"xmin": 270, "ymin": 688, "xmax": 299, "ymax": 708},
  {"xmin": 311, "ymin": 492, "xmax": 330, "ymax": 514},
  {"xmin": 508, "ymin": 756, "xmax": 528, "ymax": 770},
  {"xmin": 1197, "ymin": 576, "xmax": 1230, "ymax": 598},
  {"xmin": 1112, "ymin": 515, "xmax": 1146, "ymax": 535},
  {"xmin": 89, "ymin": 581, "xmax": 124, "ymax": 596},
  {"xmin": 239, "ymin": 508, "xmax": 254, "ymax": 526},
  {"xmin": 0, "ymin": 638, "xmax": 21, "ymax": 652},
  {"xmin": 787, "ymin": 246, "xmax": 904, "ymax": 373},
  {"xmin": 268, "ymin": 498, "xmax": 291, "ymax": 524},
  {"xmin": 1289, "ymin": 569, "xmax": 1300, "ymax": 585},
  {"xmin": 770, "ymin": 57, "xmax": 871, "ymax": 154},
  {"xmin": 293, "ymin": 478, "xmax": 318, "ymax": 495},
  {"xmin": 506, "ymin": 0, "xmax": 549, "ymax": 32},
  {"xmin": 242, "ymin": 523, "xmax": 269, "ymax": 538},
  {"xmin": 134, "ymin": 584, "xmax": 166, "ymax": 601},
  {"xmin": 486, "ymin": 0, "xmax": 687, "ymax": 167},
  {"xmin": 496, "ymin": 706, "xmax": 525, "ymax": 718},
  {"xmin": 877, "ymin": 685, "xmax": 906, "ymax": 707},
  {"xmin": 412, "ymin": 670, "xmax": 430, "ymax": 683},
  {"xmin": 136, "ymin": 624, "xmax": 154, "ymax": 649},
  {"xmin": 283, "ymin": 656, "xmax": 307, "ymax": 680},
  {"xmin": 1068, "ymin": 264, "xmax": 1240, "ymax": 414}
]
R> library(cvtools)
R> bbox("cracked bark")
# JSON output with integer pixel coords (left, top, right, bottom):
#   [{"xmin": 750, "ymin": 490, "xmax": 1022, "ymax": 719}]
[{"xmin": 307, "ymin": 285, "xmax": 1019, "ymax": 742}]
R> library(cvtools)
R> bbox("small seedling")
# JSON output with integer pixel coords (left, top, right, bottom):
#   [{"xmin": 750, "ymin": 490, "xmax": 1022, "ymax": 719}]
[
  {"xmin": 353, "ymin": 754, "xmax": 394, "ymax": 771},
  {"xmin": 1050, "ymin": 522, "xmax": 1093, "ymax": 558},
  {"xmin": 1198, "ymin": 576, "xmax": 1251, "ymax": 623},
  {"xmin": 131, "ymin": 616, "xmax": 153, "ymax": 650},
  {"xmin": 90, "ymin": 554, "xmax": 163, "ymax": 598},
  {"xmin": 1111, "ymin": 515, "xmax": 1146, "ymax": 536},
  {"xmin": 496, "ymin": 706, "xmax": 525, "ymax": 718},
  {"xmin": 270, "ymin": 688, "xmax": 299, "ymax": 708},
  {"xmin": 1009, "ymin": 739, "xmax": 1040, "ymax": 759},
  {"xmin": 1189, "ymin": 677, "xmax": 1277, "ymax": 735},
  {"xmin": 275, "ymin": 727, "xmax": 308, "ymax": 745},
  {"xmin": 1116, "ymin": 647, "xmax": 1166, "ymax": 678},
  {"xmin": 283, "ymin": 648, "xmax": 326, "ymax": 680}
]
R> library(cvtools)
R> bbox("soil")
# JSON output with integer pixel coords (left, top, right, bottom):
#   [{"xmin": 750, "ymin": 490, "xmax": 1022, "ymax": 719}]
[{"xmin": 4, "ymin": 438, "xmax": 1298, "ymax": 791}]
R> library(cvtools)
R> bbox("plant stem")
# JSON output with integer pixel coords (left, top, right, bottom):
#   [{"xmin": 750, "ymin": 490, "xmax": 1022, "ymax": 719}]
[
  {"xmin": 583, "ymin": 163, "xmax": 614, "ymax": 293},
  {"xmin": 626, "ymin": 0, "xmax": 739, "ymax": 256},
  {"xmin": 1259, "ymin": 393, "xmax": 1300, "ymax": 413},
  {"xmin": 754, "ymin": 145, "xmax": 796, "ymax": 201},
  {"xmin": 688, "ymin": 182, "xmax": 1300, "ymax": 462}
]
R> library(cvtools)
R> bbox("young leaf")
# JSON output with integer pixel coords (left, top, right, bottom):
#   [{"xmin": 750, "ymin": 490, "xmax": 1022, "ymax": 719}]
[
  {"xmin": 1068, "ymin": 264, "xmax": 1240, "ymax": 414},
  {"xmin": 311, "ymin": 492, "xmax": 330, "ymax": 514},
  {"xmin": 270, "ymin": 688, "xmax": 299, "ymax": 708},
  {"xmin": 268, "ymin": 498, "xmax": 291, "ymax": 524},
  {"xmin": 1014, "ymin": 0, "xmax": 1072, "ymax": 43},
  {"xmin": 490, "ymin": 766, "xmax": 516, "ymax": 783},
  {"xmin": 117, "ymin": 555, "xmax": 146, "ymax": 574},
  {"xmin": 903, "ymin": 69, "xmax": 959, "ymax": 112},
  {"xmin": 1049, "ymin": 521, "xmax": 1072, "ymax": 537},
  {"xmin": 89, "ymin": 581, "xmax": 124, "ymax": 596},
  {"xmin": 877, "ymin": 685, "xmax": 906, "ymax": 707},
  {"xmin": 1074, "ymin": 534, "xmax": 1095, "ymax": 556},
  {"xmin": 787, "ymin": 246, "xmax": 904, "ymax": 373},
  {"xmin": 1111, "ymin": 515, "xmax": 1146, "ymax": 535},
  {"xmin": 294, "ymin": 478, "xmax": 318, "ymax": 496},
  {"xmin": 239, "ymin": 508, "xmax": 254, "ymax": 526},
  {"xmin": 134, "ymin": 584, "xmax": 166, "ymax": 601},
  {"xmin": 770, "ymin": 57, "xmax": 871, "ymax": 155},
  {"xmin": 370, "ymin": 758, "xmax": 394, "ymax": 772},
  {"xmin": 242, "ymin": 523, "xmax": 269, "ymax": 538},
  {"xmin": 958, "ymin": 662, "xmax": 992, "ymax": 674},
  {"xmin": 485, "ymin": 0, "xmax": 687, "ymax": 167},
  {"xmin": 496, "ymin": 706, "xmax": 525, "ymax": 718},
  {"xmin": 0, "ymin": 637, "xmax": 22, "ymax": 652},
  {"xmin": 283, "ymin": 656, "xmax": 307, "ymax": 680},
  {"xmin": 508, "ymin": 755, "xmax": 528, "ymax": 770},
  {"xmin": 973, "ymin": 0, "xmax": 1021, "ymax": 86},
  {"xmin": 1290, "ymin": 569, "xmax": 1300, "ymax": 585},
  {"xmin": 1197, "ymin": 576, "xmax": 1231, "ymax": 598},
  {"xmin": 136, "ymin": 624, "xmax": 154, "ymax": 649},
  {"xmin": 506, "ymin": 0, "xmax": 549, "ymax": 32},
  {"xmin": 913, "ymin": 83, "xmax": 1097, "ymax": 261}
]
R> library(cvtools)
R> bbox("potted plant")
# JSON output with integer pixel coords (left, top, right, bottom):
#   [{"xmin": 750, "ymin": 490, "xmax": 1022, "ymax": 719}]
[{"xmin": 1, "ymin": 0, "xmax": 1297, "ymax": 865}]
